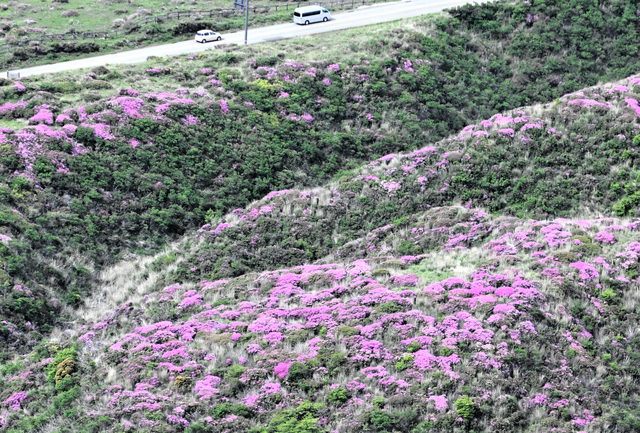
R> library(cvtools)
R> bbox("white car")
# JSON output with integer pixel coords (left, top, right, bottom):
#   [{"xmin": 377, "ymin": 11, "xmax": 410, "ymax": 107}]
[{"xmin": 195, "ymin": 30, "xmax": 222, "ymax": 43}]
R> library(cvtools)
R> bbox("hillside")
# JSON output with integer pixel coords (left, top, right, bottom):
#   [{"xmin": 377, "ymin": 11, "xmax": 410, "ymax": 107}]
[
  {"xmin": 4, "ymin": 206, "xmax": 640, "ymax": 432},
  {"xmin": 1, "ymin": 0, "xmax": 640, "ymax": 431},
  {"xmin": 3, "ymin": 0, "xmax": 640, "ymax": 345},
  {"xmin": 4, "ymin": 74, "xmax": 640, "ymax": 433}
]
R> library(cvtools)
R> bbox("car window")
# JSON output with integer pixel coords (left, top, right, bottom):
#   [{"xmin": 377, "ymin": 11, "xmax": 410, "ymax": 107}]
[
  {"xmin": 197, "ymin": 32, "xmax": 202, "ymax": 36},
  {"xmin": 323, "ymin": 10, "xmax": 328, "ymax": 13}
]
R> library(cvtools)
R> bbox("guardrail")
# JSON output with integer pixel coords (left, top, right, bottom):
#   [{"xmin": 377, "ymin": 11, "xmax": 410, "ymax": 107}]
[{"xmin": 0, "ymin": 0, "xmax": 388, "ymax": 52}]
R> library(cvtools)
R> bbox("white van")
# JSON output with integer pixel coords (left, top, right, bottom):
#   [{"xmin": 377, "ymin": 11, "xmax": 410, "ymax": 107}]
[{"xmin": 293, "ymin": 6, "xmax": 331, "ymax": 25}]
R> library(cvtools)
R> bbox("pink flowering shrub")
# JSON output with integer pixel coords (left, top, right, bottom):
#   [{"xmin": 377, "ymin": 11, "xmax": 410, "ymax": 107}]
[
  {"xmin": 594, "ymin": 231, "xmax": 616, "ymax": 244},
  {"xmin": 3, "ymin": 392, "xmax": 27, "ymax": 410},
  {"xmin": 569, "ymin": 261, "xmax": 599, "ymax": 281},
  {"xmin": 274, "ymin": 362, "xmax": 290, "ymax": 378},
  {"xmin": 4, "ymin": 13, "xmax": 640, "ymax": 432}
]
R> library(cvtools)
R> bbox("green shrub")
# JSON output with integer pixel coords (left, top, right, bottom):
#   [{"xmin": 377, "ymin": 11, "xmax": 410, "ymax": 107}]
[
  {"xmin": 230, "ymin": 404, "xmax": 254, "ymax": 418},
  {"xmin": 375, "ymin": 302, "xmax": 405, "ymax": 314},
  {"xmin": 46, "ymin": 347, "xmax": 77, "ymax": 383},
  {"xmin": 337, "ymin": 326, "xmax": 360, "ymax": 337},
  {"xmin": 406, "ymin": 342, "xmax": 424, "ymax": 355},
  {"xmin": 85, "ymin": 80, "xmax": 112, "ymax": 90},
  {"xmin": 573, "ymin": 242, "xmax": 602, "ymax": 256},
  {"xmin": 52, "ymin": 386, "xmax": 81, "ymax": 410},
  {"xmin": 80, "ymin": 416, "xmax": 113, "ymax": 433},
  {"xmin": 412, "ymin": 420, "xmax": 434, "ymax": 432},
  {"xmin": 572, "ymin": 235, "xmax": 592, "ymax": 244},
  {"xmin": 0, "ymin": 361, "xmax": 23, "ymax": 376},
  {"xmin": 254, "ymin": 401, "xmax": 323, "ymax": 433},
  {"xmin": 326, "ymin": 386, "xmax": 349, "ymax": 406},
  {"xmin": 227, "ymin": 365, "xmax": 247, "ymax": 378},
  {"xmin": 554, "ymin": 252, "xmax": 579, "ymax": 263},
  {"xmin": 211, "ymin": 403, "xmax": 233, "ymax": 419},
  {"xmin": 327, "ymin": 352, "xmax": 345, "ymax": 373},
  {"xmin": 440, "ymin": 347, "xmax": 453, "ymax": 357},
  {"xmin": 454, "ymin": 395, "xmax": 476, "ymax": 419},
  {"xmin": 255, "ymin": 56, "xmax": 278, "ymax": 67},
  {"xmin": 371, "ymin": 269, "xmax": 391, "ymax": 278},
  {"xmin": 55, "ymin": 376, "xmax": 78, "ymax": 392},
  {"xmin": 395, "ymin": 354, "xmax": 414, "ymax": 372},
  {"xmin": 185, "ymin": 422, "xmax": 208, "ymax": 433},
  {"xmin": 600, "ymin": 288, "xmax": 617, "ymax": 304},
  {"xmin": 287, "ymin": 361, "xmax": 311, "ymax": 384},
  {"xmin": 368, "ymin": 409, "xmax": 395, "ymax": 431}
]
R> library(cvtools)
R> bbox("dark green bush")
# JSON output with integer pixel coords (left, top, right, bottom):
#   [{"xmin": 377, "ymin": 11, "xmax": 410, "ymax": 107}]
[
  {"xmin": 52, "ymin": 386, "xmax": 81, "ymax": 410},
  {"xmin": 326, "ymin": 386, "xmax": 349, "ymax": 406},
  {"xmin": 287, "ymin": 361, "xmax": 311, "ymax": 384},
  {"xmin": 253, "ymin": 401, "xmax": 323, "ymax": 433}
]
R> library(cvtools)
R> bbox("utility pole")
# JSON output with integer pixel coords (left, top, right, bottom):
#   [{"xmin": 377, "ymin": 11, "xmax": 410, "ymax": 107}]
[
  {"xmin": 244, "ymin": 0, "xmax": 249, "ymax": 45},
  {"xmin": 234, "ymin": 0, "xmax": 249, "ymax": 44}
]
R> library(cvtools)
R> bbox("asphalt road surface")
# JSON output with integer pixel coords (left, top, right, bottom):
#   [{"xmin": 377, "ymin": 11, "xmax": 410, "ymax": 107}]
[{"xmin": 14, "ymin": 0, "xmax": 483, "ymax": 77}]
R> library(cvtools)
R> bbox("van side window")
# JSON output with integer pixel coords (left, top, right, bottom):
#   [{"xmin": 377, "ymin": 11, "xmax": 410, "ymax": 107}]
[
  {"xmin": 323, "ymin": 10, "xmax": 328, "ymax": 13},
  {"xmin": 302, "ymin": 11, "xmax": 321, "ymax": 16}
]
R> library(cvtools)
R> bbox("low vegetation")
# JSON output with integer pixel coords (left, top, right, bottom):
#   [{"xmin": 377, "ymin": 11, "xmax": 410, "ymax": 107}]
[{"xmin": 1, "ymin": 0, "xmax": 640, "ymax": 431}]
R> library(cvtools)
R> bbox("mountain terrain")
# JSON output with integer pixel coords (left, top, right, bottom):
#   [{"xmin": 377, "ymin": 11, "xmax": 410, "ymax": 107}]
[{"xmin": 1, "ymin": 0, "xmax": 640, "ymax": 432}]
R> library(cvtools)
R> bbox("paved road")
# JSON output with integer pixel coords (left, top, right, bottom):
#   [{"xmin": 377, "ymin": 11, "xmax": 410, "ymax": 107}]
[{"xmin": 14, "ymin": 0, "xmax": 481, "ymax": 77}]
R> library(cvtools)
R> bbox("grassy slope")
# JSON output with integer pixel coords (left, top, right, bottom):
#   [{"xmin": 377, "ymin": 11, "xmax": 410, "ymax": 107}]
[
  {"xmin": 0, "ymin": 6, "xmax": 294, "ymax": 68},
  {"xmin": 0, "ymin": 0, "xmax": 292, "ymax": 34},
  {"xmin": 1, "ymin": 0, "xmax": 640, "ymax": 429},
  {"xmin": 1, "ymin": 161, "xmax": 640, "ymax": 432},
  {"xmin": 177, "ymin": 81, "xmax": 640, "ymax": 284}
]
